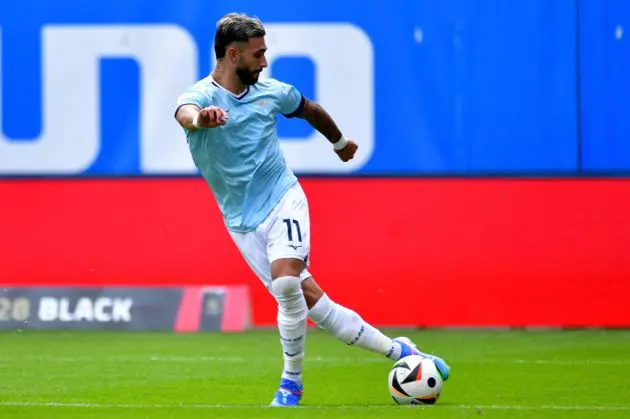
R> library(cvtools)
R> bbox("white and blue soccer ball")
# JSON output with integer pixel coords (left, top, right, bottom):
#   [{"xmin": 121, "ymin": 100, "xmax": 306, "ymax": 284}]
[{"xmin": 388, "ymin": 354, "xmax": 443, "ymax": 405}]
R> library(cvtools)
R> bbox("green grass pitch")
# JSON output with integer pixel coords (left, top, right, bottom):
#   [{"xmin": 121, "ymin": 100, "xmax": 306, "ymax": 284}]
[{"xmin": 1, "ymin": 329, "xmax": 629, "ymax": 418}]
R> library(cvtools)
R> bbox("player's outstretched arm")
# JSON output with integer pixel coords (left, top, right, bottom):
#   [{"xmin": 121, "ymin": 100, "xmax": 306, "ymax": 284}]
[
  {"xmin": 296, "ymin": 99, "xmax": 358, "ymax": 162},
  {"xmin": 175, "ymin": 104, "xmax": 228, "ymax": 131}
]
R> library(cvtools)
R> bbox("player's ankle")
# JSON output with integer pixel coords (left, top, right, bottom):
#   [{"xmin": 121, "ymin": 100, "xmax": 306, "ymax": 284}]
[
  {"xmin": 281, "ymin": 370, "xmax": 303, "ymax": 384},
  {"xmin": 386, "ymin": 341, "xmax": 403, "ymax": 361}
]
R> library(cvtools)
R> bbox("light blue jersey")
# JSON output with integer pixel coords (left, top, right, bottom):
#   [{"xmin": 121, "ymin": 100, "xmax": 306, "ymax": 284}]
[{"xmin": 176, "ymin": 76, "xmax": 304, "ymax": 233}]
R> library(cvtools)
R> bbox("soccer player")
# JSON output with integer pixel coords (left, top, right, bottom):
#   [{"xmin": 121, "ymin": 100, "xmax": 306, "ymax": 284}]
[{"xmin": 174, "ymin": 12, "xmax": 450, "ymax": 407}]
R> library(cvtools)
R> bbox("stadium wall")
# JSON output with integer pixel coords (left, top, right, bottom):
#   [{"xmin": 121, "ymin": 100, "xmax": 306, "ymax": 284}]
[
  {"xmin": 1, "ymin": 1, "xmax": 629, "ymax": 329},
  {"xmin": 2, "ymin": 178, "xmax": 628, "ymax": 328}
]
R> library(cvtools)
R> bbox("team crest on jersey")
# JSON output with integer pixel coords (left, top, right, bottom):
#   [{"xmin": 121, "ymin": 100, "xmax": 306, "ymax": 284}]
[{"xmin": 254, "ymin": 99, "xmax": 271, "ymax": 107}]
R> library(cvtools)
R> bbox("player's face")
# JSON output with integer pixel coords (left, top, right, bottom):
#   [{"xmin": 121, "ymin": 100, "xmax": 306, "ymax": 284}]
[{"xmin": 235, "ymin": 37, "xmax": 268, "ymax": 85}]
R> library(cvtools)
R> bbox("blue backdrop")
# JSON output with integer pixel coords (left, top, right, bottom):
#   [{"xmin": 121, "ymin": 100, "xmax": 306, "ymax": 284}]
[
  {"xmin": 0, "ymin": 0, "xmax": 628, "ymax": 176},
  {"xmin": 579, "ymin": 0, "xmax": 630, "ymax": 172}
]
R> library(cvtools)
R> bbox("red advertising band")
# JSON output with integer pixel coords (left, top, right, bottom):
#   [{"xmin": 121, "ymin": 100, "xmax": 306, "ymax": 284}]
[{"xmin": 1, "ymin": 178, "xmax": 628, "ymax": 328}]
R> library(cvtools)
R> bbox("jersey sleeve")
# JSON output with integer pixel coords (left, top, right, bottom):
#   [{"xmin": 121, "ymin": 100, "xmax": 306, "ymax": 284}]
[
  {"xmin": 277, "ymin": 81, "xmax": 305, "ymax": 118},
  {"xmin": 174, "ymin": 86, "xmax": 208, "ymax": 118}
]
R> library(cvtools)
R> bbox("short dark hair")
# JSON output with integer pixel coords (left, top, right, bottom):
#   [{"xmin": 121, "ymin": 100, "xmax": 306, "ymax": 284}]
[{"xmin": 214, "ymin": 13, "xmax": 266, "ymax": 59}]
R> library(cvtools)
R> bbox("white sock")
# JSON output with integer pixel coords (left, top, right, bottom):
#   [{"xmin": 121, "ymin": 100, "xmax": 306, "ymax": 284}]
[
  {"xmin": 270, "ymin": 276, "xmax": 307, "ymax": 384},
  {"xmin": 308, "ymin": 293, "xmax": 401, "ymax": 360}
]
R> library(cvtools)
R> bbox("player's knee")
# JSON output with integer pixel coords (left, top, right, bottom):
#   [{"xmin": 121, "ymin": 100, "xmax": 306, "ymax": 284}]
[{"xmin": 271, "ymin": 275, "xmax": 303, "ymax": 299}]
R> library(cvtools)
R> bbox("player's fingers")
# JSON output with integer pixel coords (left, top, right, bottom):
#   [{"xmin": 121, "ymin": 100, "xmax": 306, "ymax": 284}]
[
  {"xmin": 211, "ymin": 109, "xmax": 223, "ymax": 124},
  {"xmin": 215, "ymin": 109, "xmax": 227, "ymax": 124},
  {"xmin": 203, "ymin": 109, "xmax": 215, "ymax": 123},
  {"xmin": 216, "ymin": 110, "xmax": 229, "ymax": 126},
  {"xmin": 338, "ymin": 150, "xmax": 351, "ymax": 162},
  {"xmin": 196, "ymin": 110, "xmax": 208, "ymax": 127}
]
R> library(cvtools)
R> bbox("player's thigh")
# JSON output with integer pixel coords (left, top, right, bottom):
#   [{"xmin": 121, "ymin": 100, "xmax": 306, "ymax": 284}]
[
  {"xmin": 228, "ymin": 229, "xmax": 273, "ymax": 289},
  {"xmin": 267, "ymin": 183, "xmax": 312, "ymax": 280}
]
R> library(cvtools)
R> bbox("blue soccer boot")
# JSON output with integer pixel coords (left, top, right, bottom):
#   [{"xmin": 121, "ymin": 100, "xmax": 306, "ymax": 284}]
[
  {"xmin": 270, "ymin": 378, "xmax": 303, "ymax": 407},
  {"xmin": 393, "ymin": 336, "xmax": 451, "ymax": 381}
]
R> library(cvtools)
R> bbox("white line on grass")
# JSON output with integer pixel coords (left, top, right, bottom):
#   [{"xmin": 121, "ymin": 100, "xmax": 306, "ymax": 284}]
[
  {"xmin": 0, "ymin": 355, "xmax": 627, "ymax": 365},
  {"xmin": 144, "ymin": 356, "xmax": 630, "ymax": 366},
  {"xmin": 1, "ymin": 401, "xmax": 629, "ymax": 411}
]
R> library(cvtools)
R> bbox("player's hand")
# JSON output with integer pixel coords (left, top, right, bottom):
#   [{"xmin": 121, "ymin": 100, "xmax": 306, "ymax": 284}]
[
  {"xmin": 195, "ymin": 106, "xmax": 228, "ymax": 128},
  {"xmin": 334, "ymin": 139, "xmax": 358, "ymax": 162}
]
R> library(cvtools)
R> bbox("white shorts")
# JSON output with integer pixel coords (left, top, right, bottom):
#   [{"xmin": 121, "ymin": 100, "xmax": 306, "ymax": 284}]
[{"xmin": 229, "ymin": 182, "xmax": 312, "ymax": 289}]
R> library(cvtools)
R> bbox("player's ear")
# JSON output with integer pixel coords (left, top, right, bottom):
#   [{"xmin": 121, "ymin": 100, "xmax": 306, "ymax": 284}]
[{"xmin": 227, "ymin": 46, "xmax": 238, "ymax": 64}]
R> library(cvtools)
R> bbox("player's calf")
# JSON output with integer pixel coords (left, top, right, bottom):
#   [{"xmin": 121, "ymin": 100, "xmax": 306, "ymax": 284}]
[{"xmin": 307, "ymin": 292, "xmax": 394, "ymax": 354}]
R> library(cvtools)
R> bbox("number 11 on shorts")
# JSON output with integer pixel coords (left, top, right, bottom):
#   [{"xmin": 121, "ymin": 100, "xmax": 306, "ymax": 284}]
[{"xmin": 282, "ymin": 218, "xmax": 302, "ymax": 244}]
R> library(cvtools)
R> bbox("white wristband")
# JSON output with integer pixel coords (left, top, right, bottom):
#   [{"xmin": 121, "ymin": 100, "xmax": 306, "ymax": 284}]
[
  {"xmin": 191, "ymin": 113, "xmax": 200, "ymax": 128},
  {"xmin": 333, "ymin": 136, "xmax": 349, "ymax": 150}
]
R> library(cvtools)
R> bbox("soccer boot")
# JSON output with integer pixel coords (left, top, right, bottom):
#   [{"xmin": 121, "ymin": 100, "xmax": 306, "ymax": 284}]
[
  {"xmin": 393, "ymin": 336, "xmax": 451, "ymax": 381},
  {"xmin": 270, "ymin": 378, "xmax": 303, "ymax": 407}
]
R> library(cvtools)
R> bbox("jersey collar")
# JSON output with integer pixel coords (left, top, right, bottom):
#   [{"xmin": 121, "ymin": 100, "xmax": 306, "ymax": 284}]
[{"xmin": 209, "ymin": 75, "xmax": 250, "ymax": 100}]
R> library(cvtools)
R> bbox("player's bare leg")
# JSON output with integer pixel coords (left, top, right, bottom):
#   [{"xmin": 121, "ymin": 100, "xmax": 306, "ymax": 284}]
[
  {"xmin": 269, "ymin": 257, "xmax": 308, "ymax": 407},
  {"xmin": 302, "ymin": 277, "xmax": 451, "ymax": 380}
]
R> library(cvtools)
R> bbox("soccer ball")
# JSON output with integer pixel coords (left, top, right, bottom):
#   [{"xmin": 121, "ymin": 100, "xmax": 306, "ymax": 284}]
[{"xmin": 388, "ymin": 355, "xmax": 443, "ymax": 405}]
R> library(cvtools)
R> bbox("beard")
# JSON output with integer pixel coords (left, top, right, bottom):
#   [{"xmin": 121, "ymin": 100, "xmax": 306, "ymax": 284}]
[{"xmin": 236, "ymin": 66, "xmax": 260, "ymax": 85}]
